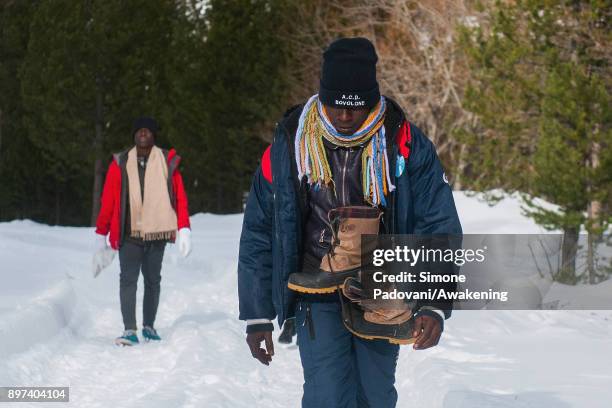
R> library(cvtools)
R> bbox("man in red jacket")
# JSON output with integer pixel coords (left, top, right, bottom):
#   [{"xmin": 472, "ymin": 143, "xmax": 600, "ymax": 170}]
[{"xmin": 93, "ymin": 117, "xmax": 191, "ymax": 346}]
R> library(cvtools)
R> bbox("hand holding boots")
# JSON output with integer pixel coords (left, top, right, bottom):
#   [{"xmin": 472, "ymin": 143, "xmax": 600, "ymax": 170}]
[
  {"xmin": 246, "ymin": 331, "xmax": 275, "ymax": 366},
  {"xmin": 412, "ymin": 315, "xmax": 442, "ymax": 350}
]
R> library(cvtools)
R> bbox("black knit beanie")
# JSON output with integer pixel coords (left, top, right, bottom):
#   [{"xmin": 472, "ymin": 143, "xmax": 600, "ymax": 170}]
[
  {"xmin": 319, "ymin": 37, "xmax": 380, "ymax": 109},
  {"xmin": 132, "ymin": 116, "xmax": 160, "ymax": 136}
]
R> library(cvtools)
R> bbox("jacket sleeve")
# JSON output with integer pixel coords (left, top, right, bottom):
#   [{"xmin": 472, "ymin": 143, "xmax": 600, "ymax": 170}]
[
  {"xmin": 407, "ymin": 124, "xmax": 462, "ymax": 320},
  {"xmin": 238, "ymin": 165, "xmax": 275, "ymax": 323},
  {"xmin": 95, "ymin": 161, "xmax": 120, "ymax": 236},
  {"xmin": 172, "ymin": 168, "xmax": 191, "ymax": 229},
  {"xmin": 408, "ymin": 124, "xmax": 462, "ymax": 235}
]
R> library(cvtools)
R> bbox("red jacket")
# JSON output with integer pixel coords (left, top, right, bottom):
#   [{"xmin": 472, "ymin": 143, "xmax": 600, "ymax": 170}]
[{"xmin": 95, "ymin": 148, "xmax": 190, "ymax": 250}]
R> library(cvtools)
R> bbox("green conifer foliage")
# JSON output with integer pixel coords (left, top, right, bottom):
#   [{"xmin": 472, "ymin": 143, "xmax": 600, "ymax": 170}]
[{"xmin": 459, "ymin": 1, "xmax": 611, "ymax": 283}]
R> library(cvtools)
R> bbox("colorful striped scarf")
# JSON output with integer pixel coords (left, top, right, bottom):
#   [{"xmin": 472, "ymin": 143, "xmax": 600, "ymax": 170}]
[{"xmin": 295, "ymin": 94, "xmax": 395, "ymax": 207}]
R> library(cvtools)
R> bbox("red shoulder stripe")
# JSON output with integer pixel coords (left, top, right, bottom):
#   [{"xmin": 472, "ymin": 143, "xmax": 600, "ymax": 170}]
[
  {"xmin": 262, "ymin": 145, "xmax": 272, "ymax": 183},
  {"xmin": 396, "ymin": 121, "xmax": 411, "ymax": 159}
]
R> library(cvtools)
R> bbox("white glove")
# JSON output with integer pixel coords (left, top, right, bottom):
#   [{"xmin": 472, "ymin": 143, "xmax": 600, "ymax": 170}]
[
  {"xmin": 177, "ymin": 228, "xmax": 192, "ymax": 258},
  {"xmin": 92, "ymin": 234, "xmax": 116, "ymax": 278}
]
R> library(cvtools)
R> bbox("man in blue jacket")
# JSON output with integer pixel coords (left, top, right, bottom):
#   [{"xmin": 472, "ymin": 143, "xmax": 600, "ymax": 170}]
[{"xmin": 238, "ymin": 37, "xmax": 462, "ymax": 408}]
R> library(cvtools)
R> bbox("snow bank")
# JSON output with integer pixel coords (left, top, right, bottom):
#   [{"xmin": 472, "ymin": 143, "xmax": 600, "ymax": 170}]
[
  {"xmin": 0, "ymin": 279, "xmax": 76, "ymax": 358},
  {"xmin": 545, "ymin": 278, "xmax": 612, "ymax": 309},
  {"xmin": 453, "ymin": 191, "xmax": 551, "ymax": 234}
]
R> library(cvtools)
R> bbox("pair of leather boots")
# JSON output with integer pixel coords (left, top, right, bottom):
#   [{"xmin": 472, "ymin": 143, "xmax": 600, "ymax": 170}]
[{"xmin": 288, "ymin": 206, "xmax": 415, "ymax": 345}]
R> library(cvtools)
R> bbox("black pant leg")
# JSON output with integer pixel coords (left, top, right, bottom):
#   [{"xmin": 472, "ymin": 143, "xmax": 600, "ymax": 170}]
[
  {"xmin": 141, "ymin": 241, "xmax": 166, "ymax": 328},
  {"xmin": 118, "ymin": 241, "xmax": 144, "ymax": 331}
]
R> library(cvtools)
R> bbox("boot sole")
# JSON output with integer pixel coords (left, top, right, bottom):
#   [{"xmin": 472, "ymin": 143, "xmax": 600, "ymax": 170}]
[
  {"xmin": 114, "ymin": 338, "xmax": 138, "ymax": 346},
  {"xmin": 287, "ymin": 282, "xmax": 341, "ymax": 294},
  {"xmin": 287, "ymin": 268, "xmax": 360, "ymax": 294},
  {"xmin": 342, "ymin": 322, "xmax": 415, "ymax": 345},
  {"xmin": 341, "ymin": 301, "xmax": 415, "ymax": 345}
]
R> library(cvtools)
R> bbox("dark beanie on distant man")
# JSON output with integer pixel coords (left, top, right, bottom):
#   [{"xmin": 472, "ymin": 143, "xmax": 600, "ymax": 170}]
[{"xmin": 132, "ymin": 116, "xmax": 160, "ymax": 136}]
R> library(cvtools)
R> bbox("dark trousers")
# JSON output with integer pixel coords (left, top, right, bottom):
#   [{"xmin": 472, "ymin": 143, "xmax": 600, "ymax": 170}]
[
  {"xmin": 118, "ymin": 240, "xmax": 166, "ymax": 330},
  {"xmin": 295, "ymin": 301, "xmax": 400, "ymax": 408}
]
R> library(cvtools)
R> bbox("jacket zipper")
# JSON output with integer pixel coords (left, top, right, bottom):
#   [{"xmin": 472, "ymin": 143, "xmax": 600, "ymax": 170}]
[
  {"xmin": 387, "ymin": 120, "xmax": 403, "ymax": 234},
  {"xmin": 270, "ymin": 129, "xmax": 285, "ymax": 324},
  {"xmin": 341, "ymin": 149, "xmax": 349, "ymax": 206}
]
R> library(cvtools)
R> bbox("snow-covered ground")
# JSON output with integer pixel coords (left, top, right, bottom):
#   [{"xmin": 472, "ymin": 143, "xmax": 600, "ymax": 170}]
[{"xmin": 0, "ymin": 193, "xmax": 610, "ymax": 408}]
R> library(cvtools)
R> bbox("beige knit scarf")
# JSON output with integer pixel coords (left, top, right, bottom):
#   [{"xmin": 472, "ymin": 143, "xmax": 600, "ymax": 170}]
[{"xmin": 127, "ymin": 146, "xmax": 177, "ymax": 241}]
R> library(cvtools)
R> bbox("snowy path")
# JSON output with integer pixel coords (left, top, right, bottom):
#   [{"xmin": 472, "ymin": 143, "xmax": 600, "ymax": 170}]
[
  {"xmin": 1, "ymin": 194, "xmax": 611, "ymax": 407},
  {"xmin": 1, "ymin": 215, "xmax": 302, "ymax": 407}
]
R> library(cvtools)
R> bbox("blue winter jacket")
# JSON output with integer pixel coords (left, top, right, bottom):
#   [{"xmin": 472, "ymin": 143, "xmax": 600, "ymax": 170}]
[{"xmin": 238, "ymin": 100, "xmax": 462, "ymax": 327}]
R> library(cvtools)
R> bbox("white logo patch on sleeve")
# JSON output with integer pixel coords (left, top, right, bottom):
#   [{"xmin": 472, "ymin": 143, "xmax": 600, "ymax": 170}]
[{"xmin": 442, "ymin": 172, "xmax": 449, "ymax": 184}]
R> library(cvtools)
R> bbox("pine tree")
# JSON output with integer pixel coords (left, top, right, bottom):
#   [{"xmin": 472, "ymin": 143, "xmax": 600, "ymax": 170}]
[
  {"xmin": 193, "ymin": 0, "xmax": 288, "ymax": 212},
  {"xmin": 3, "ymin": 0, "xmax": 295, "ymax": 221},
  {"xmin": 19, "ymin": 0, "xmax": 181, "ymax": 225},
  {"xmin": 459, "ymin": 0, "xmax": 611, "ymax": 283},
  {"xmin": 0, "ymin": 1, "xmax": 52, "ymax": 222}
]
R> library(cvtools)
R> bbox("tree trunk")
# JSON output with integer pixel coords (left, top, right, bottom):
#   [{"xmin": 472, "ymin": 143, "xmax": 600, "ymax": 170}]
[
  {"xmin": 55, "ymin": 184, "xmax": 61, "ymax": 226},
  {"xmin": 91, "ymin": 157, "xmax": 103, "ymax": 226},
  {"xmin": 559, "ymin": 226, "xmax": 579, "ymax": 284},
  {"xmin": 454, "ymin": 142, "xmax": 467, "ymax": 190},
  {"xmin": 90, "ymin": 80, "xmax": 104, "ymax": 226},
  {"xmin": 587, "ymin": 139, "xmax": 601, "ymax": 284},
  {"xmin": 0, "ymin": 108, "xmax": 3, "ymax": 155},
  {"xmin": 586, "ymin": 230, "xmax": 598, "ymax": 284},
  {"xmin": 216, "ymin": 184, "xmax": 223, "ymax": 213}
]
